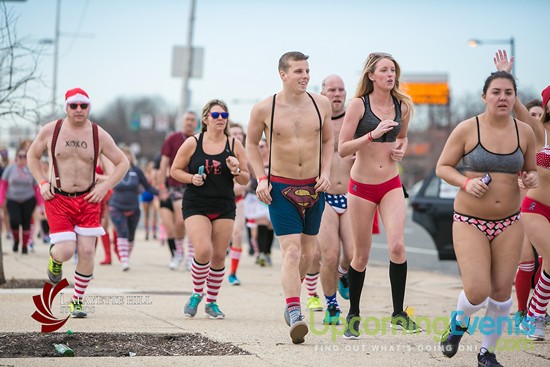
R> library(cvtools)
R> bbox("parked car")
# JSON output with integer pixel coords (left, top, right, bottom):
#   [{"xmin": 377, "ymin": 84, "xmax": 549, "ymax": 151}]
[{"xmin": 410, "ymin": 169, "xmax": 458, "ymax": 260}]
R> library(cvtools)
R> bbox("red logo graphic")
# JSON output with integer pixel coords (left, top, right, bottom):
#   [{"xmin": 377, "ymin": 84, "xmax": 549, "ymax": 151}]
[{"xmin": 31, "ymin": 278, "xmax": 70, "ymax": 332}]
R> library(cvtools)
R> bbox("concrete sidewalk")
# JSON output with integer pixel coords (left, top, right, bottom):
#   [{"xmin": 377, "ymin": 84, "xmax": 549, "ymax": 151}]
[{"xmin": 0, "ymin": 230, "xmax": 548, "ymax": 366}]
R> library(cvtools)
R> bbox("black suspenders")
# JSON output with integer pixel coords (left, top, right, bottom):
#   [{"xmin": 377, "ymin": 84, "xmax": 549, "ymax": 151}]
[{"xmin": 267, "ymin": 92, "xmax": 323, "ymax": 185}]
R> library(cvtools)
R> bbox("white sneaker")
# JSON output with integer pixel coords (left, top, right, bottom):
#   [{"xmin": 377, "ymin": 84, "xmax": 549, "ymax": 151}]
[
  {"xmin": 169, "ymin": 254, "xmax": 183, "ymax": 270},
  {"xmin": 121, "ymin": 262, "xmax": 130, "ymax": 271}
]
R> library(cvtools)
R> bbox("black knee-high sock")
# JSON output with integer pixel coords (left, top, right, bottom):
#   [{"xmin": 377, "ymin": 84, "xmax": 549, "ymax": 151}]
[
  {"xmin": 257, "ymin": 225, "xmax": 268, "ymax": 254},
  {"xmin": 41, "ymin": 219, "xmax": 50, "ymax": 236},
  {"xmin": 265, "ymin": 228, "xmax": 274, "ymax": 254},
  {"xmin": 389, "ymin": 260, "xmax": 407, "ymax": 316},
  {"xmin": 347, "ymin": 265, "xmax": 366, "ymax": 316},
  {"xmin": 167, "ymin": 238, "xmax": 176, "ymax": 257}
]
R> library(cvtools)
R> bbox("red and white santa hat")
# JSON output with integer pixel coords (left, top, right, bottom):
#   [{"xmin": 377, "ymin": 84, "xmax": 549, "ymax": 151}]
[{"xmin": 64, "ymin": 88, "xmax": 92, "ymax": 111}]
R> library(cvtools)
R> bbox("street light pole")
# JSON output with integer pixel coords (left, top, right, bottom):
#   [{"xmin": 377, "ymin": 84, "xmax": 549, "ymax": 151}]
[
  {"xmin": 51, "ymin": 0, "xmax": 61, "ymax": 117},
  {"xmin": 178, "ymin": 0, "xmax": 197, "ymax": 127},
  {"xmin": 467, "ymin": 37, "xmax": 516, "ymax": 76}
]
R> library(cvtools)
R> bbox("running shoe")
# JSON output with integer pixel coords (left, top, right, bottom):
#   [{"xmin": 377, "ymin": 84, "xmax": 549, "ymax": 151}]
[
  {"xmin": 47, "ymin": 256, "xmax": 63, "ymax": 284},
  {"xmin": 228, "ymin": 273, "xmax": 241, "ymax": 286},
  {"xmin": 68, "ymin": 299, "xmax": 87, "ymax": 318},
  {"xmin": 284, "ymin": 306, "xmax": 290, "ymax": 327},
  {"xmin": 257, "ymin": 253, "xmax": 267, "ymax": 267},
  {"xmin": 440, "ymin": 321, "xmax": 468, "ymax": 358},
  {"xmin": 323, "ymin": 304, "xmax": 341, "ymax": 325},
  {"xmin": 477, "ymin": 349, "xmax": 503, "ymax": 367},
  {"xmin": 390, "ymin": 311, "xmax": 422, "ymax": 333},
  {"xmin": 520, "ymin": 315, "xmax": 545, "ymax": 340},
  {"xmin": 306, "ymin": 295, "xmax": 323, "ymax": 312},
  {"xmin": 343, "ymin": 314, "xmax": 361, "ymax": 340},
  {"xmin": 265, "ymin": 254, "xmax": 272, "ymax": 267},
  {"xmin": 121, "ymin": 262, "xmax": 130, "ymax": 271},
  {"xmin": 289, "ymin": 314, "xmax": 308, "ymax": 344},
  {"xmin": 514, "ymin": 310, "xmax": 527, "ymax": 328},
  {"xmin": 338, "ymin": 274, "xmax": 350, "ymax": 300},
  {"xmin": 205, "ymin": 302, "xmax": 225, "ymax": 319},
  {"xmin": 183, "ymin": 293, "xmax": 203, "ymax": 317},
  {"xmin": 169, "ymin": 253, "xmax": 183, "ymax": 270}
]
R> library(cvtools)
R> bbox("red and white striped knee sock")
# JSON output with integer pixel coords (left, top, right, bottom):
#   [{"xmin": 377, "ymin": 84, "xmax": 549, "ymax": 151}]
[
  {"xmin": 117, "ymin": 237, "xmax": 129, "ymax": 264},
  {"xmin": 191, "ymin": 259, "xmax": 210, "ymax": 294},
  {"xmin": 528, "ymin": 270, "xmax": 550, "ymax": 318},
  {"xmin": 206, "ymin": 267, "xmax": 225, "ymax": 304},
  {"xmin": 230, "ymin": 247, "xmax": 242, "ymax": 275},
  {"xmin": 305, "ymin": 272, "xmax": 320, "ymax": 297},
  {"xmin": 515, "ymin": 261, "xmax": 535, "ymax": 311},
  {"xmin": 338, "ymin": 264, "xmax": 348, "ymax": 278},
  {"xmin": 534, "ymin": 256, "xmax": 543, "ymax": 285},
  {"xmin": 175, "ymin": 238, "xmax": 184, "ymax": 257},
  {"xmin": 72, "ymin": 272, "xmax": 93, "ymax": 301}
]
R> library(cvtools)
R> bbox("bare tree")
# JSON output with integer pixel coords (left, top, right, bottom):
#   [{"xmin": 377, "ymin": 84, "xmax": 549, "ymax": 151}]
[
  {"xmin": 0, "ymin": 1, "xmax": 45, "ymax": 285},
  {"xmin": 0, "ymin": 1, "xmax": 44, "ymax": 125}
]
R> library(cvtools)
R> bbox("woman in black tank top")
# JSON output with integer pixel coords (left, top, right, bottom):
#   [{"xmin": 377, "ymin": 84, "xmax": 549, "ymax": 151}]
[{"xmin": 170, "ymin": 99, "xmax": 249, "ymax": 319}]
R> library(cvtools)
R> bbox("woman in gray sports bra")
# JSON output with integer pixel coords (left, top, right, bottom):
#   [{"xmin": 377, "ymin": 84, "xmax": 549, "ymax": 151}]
[{"xmin": 436, "ymin": 71, "xmax": 538, "ymax": 365}]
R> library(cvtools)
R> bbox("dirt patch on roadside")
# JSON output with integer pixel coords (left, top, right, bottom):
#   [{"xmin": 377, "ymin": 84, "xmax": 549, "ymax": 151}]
[
  {"xmin": 0, "ymin": 278, "xmax": 46, "ymax": 289},
  {"xmin": 0, "ymin": 332, "xmax": 250, "ymax": 358}
]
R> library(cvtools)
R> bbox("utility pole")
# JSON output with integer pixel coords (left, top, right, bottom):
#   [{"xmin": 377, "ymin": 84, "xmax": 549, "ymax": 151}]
[
  {"xmin": 51, "ymin": 0, "xmax": 61, "ymax": 117},
  {"xmin": 178, "ymin": 0, "xmax": 197, "ymax": 127}
]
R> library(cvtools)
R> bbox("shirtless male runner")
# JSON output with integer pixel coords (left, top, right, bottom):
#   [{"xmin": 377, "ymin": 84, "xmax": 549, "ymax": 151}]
[
  {"xmin": 27, "ymin": 88, "xmax": 129, "ymax": 318},
  {"xmin": 246, "ymin": 51, "xmax": 333, "ymax": 344}
]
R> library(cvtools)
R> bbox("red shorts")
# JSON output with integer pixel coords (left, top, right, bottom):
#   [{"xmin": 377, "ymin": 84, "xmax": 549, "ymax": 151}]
[
  {"xmin": 521, "ymin": 196, "xmax": 550, "ymax": 222},
  {"xmin": 348, "ymin": 175, "xmax": 402, "ymax": 205},
  {"xmin": 45, "ymin": 194, "xmax": 105, "ymax": 244}
]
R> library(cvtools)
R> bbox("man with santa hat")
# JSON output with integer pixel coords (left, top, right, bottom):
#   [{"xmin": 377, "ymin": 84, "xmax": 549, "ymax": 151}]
[{"xmin": 27, "ymin": 88, "xmax": 129, "ymax": 318}]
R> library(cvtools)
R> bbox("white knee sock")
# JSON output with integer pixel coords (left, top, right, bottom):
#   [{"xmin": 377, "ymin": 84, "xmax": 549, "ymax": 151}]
[
  {"xmin": 481, "ymin": 297, "xmax": 513, "ymax": 353},
  {"xmin": 455, "ymin": 290, "xmax": 486, "ymax": 327}
]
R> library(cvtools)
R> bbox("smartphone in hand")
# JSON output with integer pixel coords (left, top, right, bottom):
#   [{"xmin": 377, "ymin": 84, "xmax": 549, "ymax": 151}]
[
  {"xmin": 481, "ymin": 173, "xmax": 492, "ymax": 185},
  {"xmin": 198, "ymin": 165, "xmax": 204, "ymax": 175}
]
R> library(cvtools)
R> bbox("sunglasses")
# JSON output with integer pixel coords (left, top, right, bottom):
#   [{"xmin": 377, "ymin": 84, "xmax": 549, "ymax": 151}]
[
  {"xmin": 69, "ymin": 103, "xmax": 89, "ymax": 110},
  {"xmin": 210, "ymin": 111, "xmax": 229, "ymax": 119},
  {"xmin": 18, "ymin": 154, "xmax": 27, "ymax": 158},
  {"xmin": 368, "ymin": 52, "xmax": 392, "ymax": 59}
]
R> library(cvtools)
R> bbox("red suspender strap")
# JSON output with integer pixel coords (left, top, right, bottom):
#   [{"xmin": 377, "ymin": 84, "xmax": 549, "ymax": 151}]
[
  {"xmin": 51, "ymin": 119, "xmax": 63, "ymax": 188},
  {"xmin": 92, "ymin": 122, "xmax": 99, "ymax": 186}
]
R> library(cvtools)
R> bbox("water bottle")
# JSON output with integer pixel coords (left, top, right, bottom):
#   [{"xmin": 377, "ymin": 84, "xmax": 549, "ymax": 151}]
[{"xmin": 54, "ymin": 343, "xmax": 74, "ymax": 357}]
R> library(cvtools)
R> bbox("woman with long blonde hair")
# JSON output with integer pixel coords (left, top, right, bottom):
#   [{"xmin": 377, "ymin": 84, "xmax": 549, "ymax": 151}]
[{"xmin": 338, "ymin": 52, "xmax": 419, "ymax": 338}]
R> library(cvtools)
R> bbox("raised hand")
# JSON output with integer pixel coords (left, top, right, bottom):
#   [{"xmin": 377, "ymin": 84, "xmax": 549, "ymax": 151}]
[{"xmin": 494, "ymin": 49, "xmax": 514, "ymax": 74}]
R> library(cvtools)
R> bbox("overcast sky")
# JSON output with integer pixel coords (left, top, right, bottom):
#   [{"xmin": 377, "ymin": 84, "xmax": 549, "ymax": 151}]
[{"xmin": 6, "ymin": 0, "xmax": 550, "ymax": 129}]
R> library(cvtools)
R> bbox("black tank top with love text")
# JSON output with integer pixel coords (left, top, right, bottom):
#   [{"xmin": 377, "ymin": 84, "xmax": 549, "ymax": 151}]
[{"xmin": 183, "ymin": 133, "xmax": 236, "ymax": 213}]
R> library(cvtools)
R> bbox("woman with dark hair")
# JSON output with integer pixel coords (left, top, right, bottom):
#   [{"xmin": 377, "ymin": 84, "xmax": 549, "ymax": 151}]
[
  {"xmin": 171, "ymin": 100, "xmax": 249, "ymax": 319},
  {"xmin": 437, "ymin": 69, "xmax": 538, "ymax": 365},
  {"xmin": 338, "ymin": 52, "xmax": 419, "ymax": 338},
  {"xmin": 0, "ymin": 148, "xmax": 41, "ymax": 254},
  {"xmin": 109, "ymin": 146, "xmax": 158, "ymax": 271}
]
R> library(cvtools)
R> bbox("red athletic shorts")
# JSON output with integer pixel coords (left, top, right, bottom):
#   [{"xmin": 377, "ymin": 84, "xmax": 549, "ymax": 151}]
[
  {"xmin": 348, "ymin": 175, "xmax": 402, "ymax": 205},
  {"xmin": 45, "ymin": 194, "xmax": 105, "ymax": 244}
]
